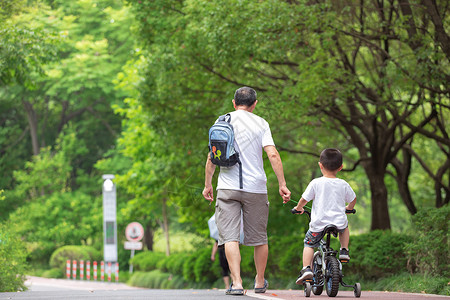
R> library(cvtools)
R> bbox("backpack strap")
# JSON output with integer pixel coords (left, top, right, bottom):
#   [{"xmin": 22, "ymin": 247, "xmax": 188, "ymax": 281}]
[
  {"xmin": 238, "ymin": 159, "xmax": 243, "ymax": 189},
  {"xmin": 218, "ymin": 113, "xmax": 231, "ymax": 123}
]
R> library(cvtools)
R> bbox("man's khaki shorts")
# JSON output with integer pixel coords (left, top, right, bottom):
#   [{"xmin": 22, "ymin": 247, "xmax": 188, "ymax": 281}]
[{"xmin": 215, "ymin": 189, "xmax": 269, "ymax": 246}]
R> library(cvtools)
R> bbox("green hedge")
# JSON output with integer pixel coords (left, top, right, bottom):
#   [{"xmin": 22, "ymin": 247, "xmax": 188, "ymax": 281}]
[
  {"xmin": 127, "ymin": 208, "xmax": 449, "ymax": 290},
  {"xmin": 0, "ymin": 223, "xmax": 27, "ymax": 292},
  {"xmin": 49, "ymin": 245, "xmax": 101, "ymax": 278},
  {"xmin": 345, "ymin": 230, "xmax": 411, "ymax": 279},
  {"xmin": 130, "ymin": 251, "xmax": 166, "ymax": 272},
  {"xmin": 406, "ymin": 206, "xmax": 449, "ymax": 277}
]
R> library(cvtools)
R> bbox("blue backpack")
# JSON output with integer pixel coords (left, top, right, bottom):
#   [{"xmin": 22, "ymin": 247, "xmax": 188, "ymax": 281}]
[{"xmin": 208, "ymin": 114, "xmax": 243, "ymax": 189}]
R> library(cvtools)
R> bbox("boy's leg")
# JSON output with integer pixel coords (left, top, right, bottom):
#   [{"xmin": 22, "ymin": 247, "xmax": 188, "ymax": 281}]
[
  {"xmin": 254, "ymin": 244, "xmax": 268, "ymax": 288},
  {"xmin": 339, "ymin": 227, "xmax": 350, "ymax": 249},
  {"xmin": 302, "ymin": 246, "xmax": 314, "ymax": 267},
  {"xmin": 338, "ymin": 227, "xmax": 351, "ymax": 260},
  {"xmin": 296, "ymin": 246, "xmax": 314, "ymax": 283},
  {"xmin": 225, "ymin": 241, "xmax": 243, "ymax": 289}
]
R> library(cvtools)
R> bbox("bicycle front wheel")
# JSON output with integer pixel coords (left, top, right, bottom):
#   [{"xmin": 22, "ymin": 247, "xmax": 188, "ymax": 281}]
[{"xmin": 325, "ymin": 257, "xmax": 340, "ymax": 297}]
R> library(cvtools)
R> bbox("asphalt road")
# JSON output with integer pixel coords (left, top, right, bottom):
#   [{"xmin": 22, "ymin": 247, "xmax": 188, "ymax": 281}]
[{"xmin": 0, "ymin": 276, "xmax": 448, "ymax": 300}]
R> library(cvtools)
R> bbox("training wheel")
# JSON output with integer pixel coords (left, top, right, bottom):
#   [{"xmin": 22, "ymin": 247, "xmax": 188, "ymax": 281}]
[
  {"xmin": 354, "ymin": 282, "xmax": 361, "ymax": 298},
  {"xmin": 304, "ymin": 281, "xmax": 311, "ymax": 297}
]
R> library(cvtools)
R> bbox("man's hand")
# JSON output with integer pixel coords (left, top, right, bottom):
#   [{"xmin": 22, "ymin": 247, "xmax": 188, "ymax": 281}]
[
  {"xmin": 280, "ymin": 185, "xmax": 291, "ymax": 203},
  {"xmin": 202, "ymin": 185, "xmax": 214, "ymax": 204}
]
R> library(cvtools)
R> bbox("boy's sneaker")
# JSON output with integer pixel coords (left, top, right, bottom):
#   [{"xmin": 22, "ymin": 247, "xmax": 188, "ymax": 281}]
[
  {"xmin": 296, "ymin": 266, "xmax": 313, "ymax": 284},
  {"xmin": 339, "ymin": 248, "xmax": 350, "ymax": 261}
]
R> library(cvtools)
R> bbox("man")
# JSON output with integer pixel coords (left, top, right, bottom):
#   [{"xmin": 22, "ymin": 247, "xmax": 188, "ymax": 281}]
[{"xmin": 202, "ymin": 87, "xmax": 291, "ymax": 295}]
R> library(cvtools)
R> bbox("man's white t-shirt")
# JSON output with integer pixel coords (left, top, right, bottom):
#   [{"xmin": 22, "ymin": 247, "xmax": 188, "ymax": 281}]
[
  {"xmin": 302, "ymin": 177, "xmax": 356, "ymax": 232},
  {"xmin": 216, "ymin": 110, "xmax": 275, "ymax": 194}
]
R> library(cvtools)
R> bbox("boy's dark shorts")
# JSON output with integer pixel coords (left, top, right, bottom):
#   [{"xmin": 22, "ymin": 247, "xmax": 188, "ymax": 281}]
[{"xmin": 304, "ymin": 227, "xmax": 347, "ymax": 248}]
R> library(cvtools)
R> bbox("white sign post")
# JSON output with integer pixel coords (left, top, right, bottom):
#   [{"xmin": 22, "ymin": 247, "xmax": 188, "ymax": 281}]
[
  {"xmin": 102, "ymin": 175, "xmax": 118, "ymax": 263},
  {"xmin": 125, "ymin": 222, "xmax": 144, "ymax": 273}
]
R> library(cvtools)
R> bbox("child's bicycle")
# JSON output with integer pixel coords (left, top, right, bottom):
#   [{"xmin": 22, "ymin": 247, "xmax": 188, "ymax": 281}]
[{"xmin": 291, "ymin": 208, "xmax": 361, "ymax": 298}]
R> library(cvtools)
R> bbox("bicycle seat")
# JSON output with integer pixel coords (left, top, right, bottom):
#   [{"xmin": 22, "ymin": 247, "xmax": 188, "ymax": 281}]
[{"xmin": 322, "ymin": 225, "xmax": 339, "ymax": 238}]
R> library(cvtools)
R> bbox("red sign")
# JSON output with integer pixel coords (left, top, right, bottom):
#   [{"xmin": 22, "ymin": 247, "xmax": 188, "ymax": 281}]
[{"xmin": 125, "ymin": 222, "xmax": 144, "ymax": 242}]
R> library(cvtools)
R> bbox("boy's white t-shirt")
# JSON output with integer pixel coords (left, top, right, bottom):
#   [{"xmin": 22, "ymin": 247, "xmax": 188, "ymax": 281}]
[
  {"xmin": 216, "ymin": 110, "xmax": 275, "ymax": 194},
  {"xmin": 302, "ymin": 177, "xmax": 356, "ymax": 232}
]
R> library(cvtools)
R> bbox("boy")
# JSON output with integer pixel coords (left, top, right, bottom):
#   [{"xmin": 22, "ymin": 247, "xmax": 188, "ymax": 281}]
[{"xmin": 293, "ymin": 148, "xmax": 356, "ymax": 283}]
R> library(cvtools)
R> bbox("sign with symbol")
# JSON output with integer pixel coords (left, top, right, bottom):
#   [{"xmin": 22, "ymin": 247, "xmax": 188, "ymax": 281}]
[{"xmin": 125, "ymin": 222, "xmax": 144, "ymax": 242}]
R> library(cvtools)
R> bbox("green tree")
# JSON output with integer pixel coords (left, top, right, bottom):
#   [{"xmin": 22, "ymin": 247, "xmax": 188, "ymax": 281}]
[
  {"xmin": 1, "ymin": 0, "xmax": 134, "ymax": 220},
  {"xmin": 129, "ymin": 0, "xmax": 449, "ymax": 230},
  {"xmin": 8, "ymin": 129, "xmax": 102, "ymax": 262}
]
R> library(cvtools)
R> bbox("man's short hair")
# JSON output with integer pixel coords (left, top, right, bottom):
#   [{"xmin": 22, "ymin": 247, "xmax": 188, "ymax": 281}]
[
  {"xmin": 234, "ymin": 87, "xmax": 257, "ymax": 107},
  {"xmin": 320, "ymin": 148, "xmax": 343, "ymax": 171}
]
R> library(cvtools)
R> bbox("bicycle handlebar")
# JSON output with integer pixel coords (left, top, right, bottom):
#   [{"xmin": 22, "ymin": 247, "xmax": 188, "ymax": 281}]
[{"xmin": 291, "ymin": 208, "xmax": 356, "ymax": 215}]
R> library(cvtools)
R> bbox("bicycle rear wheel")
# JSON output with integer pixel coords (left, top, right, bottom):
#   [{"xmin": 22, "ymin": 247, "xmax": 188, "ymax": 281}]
[
  {"xmin": 325, "ymin": 257, "xmax": 340, "ymax": 297},
  {"xmin": 312, "ymin": 252, "xmax": 323, "ymax": 295}
]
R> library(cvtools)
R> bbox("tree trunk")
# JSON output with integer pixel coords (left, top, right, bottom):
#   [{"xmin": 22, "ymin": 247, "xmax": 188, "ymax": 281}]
[
  {"xmin": 162, "ymin": 197, "xmax": 170, "ymax": 256},
  {"xmin": 366, "ymin": 168, "xmax": 391, "ymax": 230},
  {"xmin": 22, "ymin": 100, "xmax": 40, "ymax": 155},
  {"xmin": 391, "ymin": 151, "xmax": 417, "ymax": 215},
  {"xmin": 144, "ymin": 224, "xmax": 154, "ymax": 251}
]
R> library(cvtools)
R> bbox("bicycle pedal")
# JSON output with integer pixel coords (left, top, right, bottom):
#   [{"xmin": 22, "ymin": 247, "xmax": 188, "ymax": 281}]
[{"xmin": 340, "ymin": 259, "xmax": 349, "ymax": 263}]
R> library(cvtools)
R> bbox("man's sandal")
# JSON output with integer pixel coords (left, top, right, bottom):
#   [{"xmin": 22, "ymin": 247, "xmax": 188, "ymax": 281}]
[
  {"xmin": 254, "ymin": 279, "xmax": 268, "ymax": 293},
  {"xmin": 226, "ymin": 283, "xmax": 244, "ymax": 296}
]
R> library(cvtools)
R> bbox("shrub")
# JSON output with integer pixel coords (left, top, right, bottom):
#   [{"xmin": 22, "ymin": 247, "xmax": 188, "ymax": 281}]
[
  {"xmin": 239, "ymin": 245, "xmax": 255, "ymax": 278},
  {"xmin": 159, "ymin": 252, "xmax": 191, "ymax": 275},
  {"xmin": 347, "ymin": 230, "xmax": 411, "ymax": 279},
  {"xmin": 268, "ymin": 235, "xmax": 303, "ymax": 279},
  {"xmin": 0, "ymin": 222, "xmax": 27, "ymax": 292},
  {"xmin": 130, "ymin": 251, "xmax": 166, "ymax": 272},
  {"xmin": 405, "ymin": 206, "xmax": 450, "ymax": 277},
  {"xmin": 182, "ymin": 253, "xmax": 197, "ymax": 281},
  {"xmin": 42, "ymin": 268, "xmax": 64, "ymax": 279},
  {"xmin": 128, "ymin": 270, "xmax": 170, "ymax": 288},
  {"xmin": 193, "ymin": 247, "xmax": 216, "ymax": 283},
  {"xmin": 49, "ymin": 245, "xmax": 101, "ymax": 276}
]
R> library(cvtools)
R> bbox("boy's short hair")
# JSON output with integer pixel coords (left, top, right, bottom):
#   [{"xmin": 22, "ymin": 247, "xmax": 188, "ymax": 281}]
[
  {"xmin": 234, "ymin": 87, "xmax": 257, "ymax": 107},
  {"xmin": 320, "ymin": 148, "xmax": 343, "ymax": 171}
]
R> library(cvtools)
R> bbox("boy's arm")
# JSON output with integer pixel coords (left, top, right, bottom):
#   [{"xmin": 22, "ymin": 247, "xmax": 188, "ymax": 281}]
[
  {"xmin": 346, "ymin": 197, "xmax": 357, "ymax": 210},
  {"xmin": 202, "ymin": 153, "xmax": 216, "ymax": 203},
  {"xmin": 211, "ymin": 241, "xmax": 218, "ymax": 261},
  {"xmin": 294, "ymin": 198, "xmax": 309, "ymax": 214},
  {"xmin": 264, "ymin": 145, "xmax": 291, "ymax": 202}
]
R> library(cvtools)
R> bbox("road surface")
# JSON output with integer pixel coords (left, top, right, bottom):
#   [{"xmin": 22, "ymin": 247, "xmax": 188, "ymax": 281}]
[{"xmin": 0, "ymin": 277, "xmax": 448, "ymax": 300}]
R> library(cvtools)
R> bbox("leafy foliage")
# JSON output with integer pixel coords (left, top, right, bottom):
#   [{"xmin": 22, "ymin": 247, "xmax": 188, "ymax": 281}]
[
  {"xmin": 0, "ymin": 222, "xmax": 27, "ymax": 292},
  {"xmin": 346, "ymin": 230, "xmax": 411, "ymax": 279},
  {"xmin": 130, "ymin": 251, "xmax": 166, "ymax": 272},
  {"xmin": 49, "ymin": 245, "xmax": 101, "ymax": 275},
  {"xmin": 406, "ymin": 206, "xmax": 450, "ymax": 277}
]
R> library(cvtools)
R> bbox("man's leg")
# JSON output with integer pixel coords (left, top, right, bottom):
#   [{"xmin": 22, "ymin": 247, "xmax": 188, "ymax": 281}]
[
  {"xmin": 225, "ymin": 241, "xmax": 242, "ymax": 289},
  {"xmin": 254, "ymin": 244, "xmax": 268, "ymax": 288}
]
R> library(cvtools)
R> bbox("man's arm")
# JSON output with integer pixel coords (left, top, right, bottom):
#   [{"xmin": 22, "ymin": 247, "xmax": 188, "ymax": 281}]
[
  {"xmin": 202, "ymin": 153, "xmax": 216, "ymax": 203},
  {"xmin": 264, "ymin": 145, "xmax": 291, "ymax": 202}
]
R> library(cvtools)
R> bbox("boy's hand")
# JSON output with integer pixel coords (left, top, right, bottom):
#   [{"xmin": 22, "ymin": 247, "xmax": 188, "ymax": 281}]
[{"xmin": 293, "ymin": 206, "xmax": 304, "ymax": 214}]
